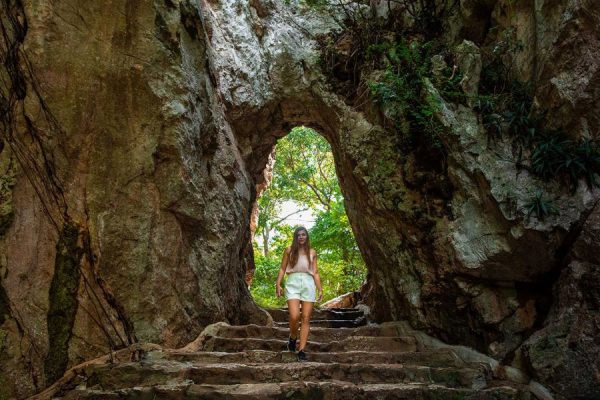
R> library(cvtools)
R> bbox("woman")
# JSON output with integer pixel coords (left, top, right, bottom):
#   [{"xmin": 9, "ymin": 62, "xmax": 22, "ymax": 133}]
[{"xmin": 275, "ymin": 226, "xmax": 323, "ymax": 361}]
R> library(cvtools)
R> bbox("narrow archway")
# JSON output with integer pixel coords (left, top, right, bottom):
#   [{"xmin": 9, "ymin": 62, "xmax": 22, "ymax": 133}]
[{"xmin": 247, "ymin": 126, "xmax": 367, "ymax": 308}]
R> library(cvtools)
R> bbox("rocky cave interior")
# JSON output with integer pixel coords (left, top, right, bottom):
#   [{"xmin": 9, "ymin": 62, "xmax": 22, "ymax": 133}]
[{"xmin": 0, "ymin": 0, "xmax": 598, "ymax": 399}]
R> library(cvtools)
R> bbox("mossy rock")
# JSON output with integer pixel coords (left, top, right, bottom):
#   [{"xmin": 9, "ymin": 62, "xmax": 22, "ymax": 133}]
[
  {"xmin": 0, "ymin": 152, "xmax": 17, "ymax": 238},
  {"xmin": 43, "ymin": 222, "xmax": 84, "ymax": 384},
  {"xmin": 0, "ymin": 211, "xmax": 14, "ymax": 238}
]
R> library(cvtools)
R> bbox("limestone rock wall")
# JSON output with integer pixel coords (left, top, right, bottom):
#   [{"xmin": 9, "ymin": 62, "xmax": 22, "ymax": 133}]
[
  {"xmin": 520, "ymin": 203, "xmax": 600, "ymax": 398},
  {"xmin": 0, "ymin": 0, "xmax": 269, "ymax": 396},
  {"xmin": 0, "ymin": 0, "xmax": 598, "ymax": 398},
  {"xmin": 199, "ymin": 2, "xmax": 600, "ymax": 398}
]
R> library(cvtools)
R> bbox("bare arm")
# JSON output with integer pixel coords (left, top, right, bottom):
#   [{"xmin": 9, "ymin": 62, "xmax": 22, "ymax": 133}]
[
  {"xmin": 312, "ymin": 250, "xmax": 323, "ymax": 302},
  {"xmin": 275, "ymin": 247, "xmax": 290, "ymax": 297}
]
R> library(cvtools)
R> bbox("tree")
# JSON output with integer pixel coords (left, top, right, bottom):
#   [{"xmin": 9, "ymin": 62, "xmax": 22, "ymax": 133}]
[
  {"xmin": 251, "ymin": 126, "xmax": 367, "ymax": 306},
  {"xmin": 273, "ymin": 126, "xmax": 339, "ymax": 210}
]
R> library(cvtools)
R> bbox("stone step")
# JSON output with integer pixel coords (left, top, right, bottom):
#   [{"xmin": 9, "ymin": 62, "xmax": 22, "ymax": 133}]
[
  {"xmin": 201, "ymin": 335, "xmax": 418, "ymax": 353},
  {"xmin": 80, "ymin": 361, "xmax": 488, "ymax": 391},
  {"xmin": 211, "ymin": 323, "xmax": 398, "ymax": 341},
  {"xmin": 146, "ymin": 348, "xmax": 467, "ymax": 368},
  {"xmin": 43, "ymin": 318, "xmax": 535, "ymax": 400},
  {"xmin": 274, "ymin": 318, "xmax": 367, "ymax": 328},
  {"xmin": 61, "ymin": 380, "xmax": 529, "ymax": 400},
  {"xmin": 266, "ymin": 307, "xmax": 364, "ymax": 322}
]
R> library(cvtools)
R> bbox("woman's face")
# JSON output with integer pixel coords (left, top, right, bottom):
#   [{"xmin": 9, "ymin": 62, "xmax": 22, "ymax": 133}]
[{"xmin": 297, "ymin": 230, "xmax": 307, "ymax": 245}]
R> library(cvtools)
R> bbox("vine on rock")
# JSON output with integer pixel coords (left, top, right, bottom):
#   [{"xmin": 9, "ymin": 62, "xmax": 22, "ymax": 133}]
[{"xmin": 0, "ymin": 0, "xmax": 138, "ymax": 387}]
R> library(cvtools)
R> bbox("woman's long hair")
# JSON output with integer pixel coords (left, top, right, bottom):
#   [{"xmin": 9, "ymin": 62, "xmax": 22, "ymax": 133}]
[{"xmin": 288, "ymin": 226, "xmax": 311, "ymax": 268}]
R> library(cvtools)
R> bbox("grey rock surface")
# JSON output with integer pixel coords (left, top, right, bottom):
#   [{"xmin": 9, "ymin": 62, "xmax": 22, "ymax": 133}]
[{"xmin": 0, "ymin": 0, "xmax": 597, "ymax": 398}]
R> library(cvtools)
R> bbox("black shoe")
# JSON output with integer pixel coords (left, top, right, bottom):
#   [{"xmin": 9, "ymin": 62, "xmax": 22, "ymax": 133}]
[
  {"xmin": 287, "ymin": 337, "xmax": 297, "ymax": 352},
  {"xmin": 297, "ymin": 349, "xmax": 307, "ymax": 361}
]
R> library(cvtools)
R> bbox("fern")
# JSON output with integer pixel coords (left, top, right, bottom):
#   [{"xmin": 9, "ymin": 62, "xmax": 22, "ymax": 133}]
[
  {"xmin": 524, "ymin": 191, "xmax": 558, "ymax": 221},
  {"xmin": 530, "ymin": 135, "xmax": 600, "ymax": 190}
]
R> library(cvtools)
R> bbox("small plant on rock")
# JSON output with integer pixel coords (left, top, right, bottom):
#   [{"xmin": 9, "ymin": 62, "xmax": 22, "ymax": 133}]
[
  {"xmin": 476, "ymin": 30, "xmax": 600, "ymax": 193},
  {"xmin": 524, "ymin": 190, "xmax": 558, "ymax": 221},
  {"xmin": 573, "ymin": 138, "xmax": 600, "ymax": 188},
  {"xmin": 367, "ymin": 39, "xmax": 457, "ymax": 152},
  {"xmin": 529, "ymin": 134, "xmax": 573, "ymax": 180},
  {"xmin": 530, "ymin": 135, "xmax": 600, "ymax": 191}
]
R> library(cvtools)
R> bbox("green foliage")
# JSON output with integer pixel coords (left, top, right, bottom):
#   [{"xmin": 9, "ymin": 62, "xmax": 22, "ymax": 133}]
[
  {"xmin": 436, "ymin": 68, "xmax": 465, "ymax": 104},
  {"xmin": 310, "ymin": 201, "xmax": 363, "ymax": 272},
  {"xmin": 252, "ymin": 127, "xmax": 367, "ymax": 307},
  {"xmin": 530, "ymin": 136, "xmax": 600, "ymax": 190},
  {"xmin": 476, "ymin": 31, "xmax": 600, "ymax": 192},
  {"xmin": 476, "ymin": 77, "xmax": 535, "ymax": 141},
  {"xmin": 293, "ymin": 0, "xmax": 461, "ymax": 161},
  {"xmin": 367, "ymin": 39, "xmax": 458, "ymax": 152},
  {"xmin": 272, "ymin": 127, "xmax": 339, "ymax": 210},
  {"xmin": 254, "ymin": 127, "xmax": 340, "ymax": 256},
  {"xmin": 477, "ymin": 28, "xmax": 530, "ymax": 134},
  {"xmin": 0, "ymin": 155, "xmax": 16, "ymax": 238},
  {"xmin": 251, "ymin": 252, "xmax": 288, "ymax": 308},
  {"xmin": 524, "ymin": 191, "xmax": 558, "ymax": 221},
  {"xmin": 574, "ymin": 139, "xmax": 600, "ymax": 187},
  {"xmin": 306, "ymin": 0, "xmax": 460, "ymax": 102},
  {"xmin": 0, "ymin": 281, "xmax": 10, "ymax": 326},
  {"xmin": 313, "ymin": 257, "xmax": 364, "ymax": 301}
]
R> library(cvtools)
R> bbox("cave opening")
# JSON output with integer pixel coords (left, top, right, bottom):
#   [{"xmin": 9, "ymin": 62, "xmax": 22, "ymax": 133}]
[{"xmin": 246, "ymin": 126, "xmax": 367, "ymax": 309}]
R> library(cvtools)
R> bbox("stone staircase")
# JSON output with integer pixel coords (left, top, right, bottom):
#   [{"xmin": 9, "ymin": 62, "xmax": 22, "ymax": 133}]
[{"xmin": 38, "ymin": 307, "xmax": 532, "ymax": 399}]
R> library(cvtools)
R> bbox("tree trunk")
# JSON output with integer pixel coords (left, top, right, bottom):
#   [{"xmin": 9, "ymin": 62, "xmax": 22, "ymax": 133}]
[{"xmin": 262, "ymin": 225, "xmax": 270, "ymax": 257}]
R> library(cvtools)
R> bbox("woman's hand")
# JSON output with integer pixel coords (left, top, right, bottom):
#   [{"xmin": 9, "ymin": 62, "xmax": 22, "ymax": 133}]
[
  {"xmin": 312, "ymin": 252, "xmax": 323, "ymax": 303},
  {"xmin": 275, "ymin": 248, "xmax": 290, "ymax": 299}
]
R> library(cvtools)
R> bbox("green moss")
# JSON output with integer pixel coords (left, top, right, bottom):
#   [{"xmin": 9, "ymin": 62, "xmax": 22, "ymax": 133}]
[
  {"xmin": 0, "ymin": 372, "xmax": 15, "ymax": 400},
  {"xmin": 440, "ymin": 370, "xmax": 462, "ymax": 388},
  {"xmin": 0, "ymin": 289, "xmax": 15, "ymax": 400},
  {"xmin": 0, "ymin": 212, "xmax": 13, "ymax": 238},
  {"xmin": 524, "ymin": 191, "xmax": 558, "ymax": 221},
  {"xmin": 0, "ymin": 284, "xmax": 10, "ymax": 326},
  {"xmin": 0, "ymin": 159, "xmax": 16, "ymax": 238},
  {"xmin": 43, "ymin": 222, "xmax": 83, "ymax": 385},
  {"xmin": 367, "ymin": 38, "xmax": 457, "ymax": 157}
]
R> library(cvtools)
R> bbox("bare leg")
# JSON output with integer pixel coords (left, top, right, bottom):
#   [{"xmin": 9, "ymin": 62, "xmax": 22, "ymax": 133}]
[
  {"xmin": 287, "ymin": 299, "xmax": 300, "ymax": 339},
  {"xmin": 298, "ymin": 301, "xmax": 314, "ymax": 351}
]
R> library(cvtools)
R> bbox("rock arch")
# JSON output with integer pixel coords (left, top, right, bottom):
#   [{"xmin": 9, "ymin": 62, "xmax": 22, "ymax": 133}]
[
  {"xmin": 0, "ymin": 0, "xmax": 599, "ymax": 397},
  {"xmin": 206, "ymin": 4, "xmax": 600, "ymax": 395}
]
